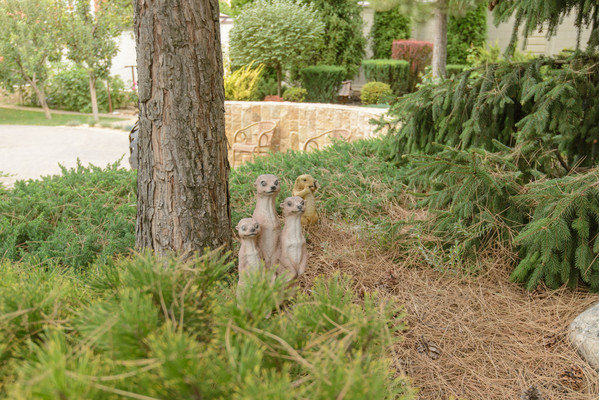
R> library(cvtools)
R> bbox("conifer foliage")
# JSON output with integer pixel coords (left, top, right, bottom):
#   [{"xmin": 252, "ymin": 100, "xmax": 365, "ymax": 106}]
[
  {"xmin": 511, "ymin": 169, "xmax": 599, "ymax": 291},
  {"xmin": 380, "ymin": 55, "xmax": 599, "ymax": 173}
]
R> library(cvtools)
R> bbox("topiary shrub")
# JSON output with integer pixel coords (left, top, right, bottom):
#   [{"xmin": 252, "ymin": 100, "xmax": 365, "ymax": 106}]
[
  {"xmin": 300, "ymin": 65, "xmax": 345, "ymax": 103},
  {"xmin": 391, "ymin": 40, "xmax": 433, "ymax": 91},
  {"xmin": 447, "ymin": 3, "xmax": 487, "ymax": 65},
  {"xmin": 361, "ymin": 59, "xmax": 410, "ymax": 95},
  {"xmin": 369, "ymin": 7, "xmax": 411, "ymax": 59},
  {"xmin": 361, "ymin": 82, "xmax": 392, "ymax": 105},
  {"xmin": 282, "ymin": 87, "xmax": 307, "ymax": 102}
]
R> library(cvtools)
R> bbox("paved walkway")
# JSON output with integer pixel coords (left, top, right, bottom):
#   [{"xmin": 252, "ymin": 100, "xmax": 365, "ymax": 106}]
[{"xmin": 0, "ymin": 125, "xmax": 130, "ymax": 187}]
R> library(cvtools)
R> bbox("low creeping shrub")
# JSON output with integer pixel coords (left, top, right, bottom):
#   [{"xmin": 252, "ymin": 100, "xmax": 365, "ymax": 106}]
[
  {"xmin": 0, "ymin": 161, "xmax": 136, "ymax": 269},
  {"xmin": 2, "ymin": 251, "xmax": 414, "ymax": 399}
]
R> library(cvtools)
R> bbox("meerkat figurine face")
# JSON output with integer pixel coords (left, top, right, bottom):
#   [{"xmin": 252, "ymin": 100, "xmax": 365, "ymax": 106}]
[
  {"xmin": 281, "ymin": 196, "xmax": 305, "ymax": 216},
  {"xmin": 236, "ymin": 218, "xmax": 261, "ymax": 238},
  {"xmin": 254, "ymin": 174, "xmax": 280, "ymax": 195},
  {"xmin": 294, "ymin": 174, "xmax": 318, "ymax": 193}
]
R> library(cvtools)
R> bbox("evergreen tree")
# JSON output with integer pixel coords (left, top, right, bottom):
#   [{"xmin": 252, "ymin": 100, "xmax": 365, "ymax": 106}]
[
  {"xmin": 491, "ymin": 0, "xmax": 599, "ymax": 55},
  {"xmin": 377, "ymin": 55, "xmax": 599, "ymax": 173},
  {"xmin": 302, "ymin": 0, "xmax": 366, "ymax": 79}
]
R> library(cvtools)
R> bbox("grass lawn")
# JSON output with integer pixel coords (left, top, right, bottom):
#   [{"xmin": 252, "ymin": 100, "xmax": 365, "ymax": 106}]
[{"xmin": 0, "ymin": 107, "xmax": 128, "ymax": 126}]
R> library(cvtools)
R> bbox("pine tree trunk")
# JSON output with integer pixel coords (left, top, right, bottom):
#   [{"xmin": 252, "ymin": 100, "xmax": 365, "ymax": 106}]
[
  {"xmin": 89, "ymin": 73, "xmax": 99, "ymax": 122},
  {"xmin": 432, "ymin": 0, "xmax": 448, "ymax": 78},
  {"xmin": 134, "ymin": 0, "xmax": 231, "ymax": 256}
]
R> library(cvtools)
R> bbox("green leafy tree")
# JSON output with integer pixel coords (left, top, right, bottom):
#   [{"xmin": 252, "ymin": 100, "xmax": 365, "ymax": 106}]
[
  {"xmin": 368, "ymin": 0, "xmax": 485, "ymax": 78},
  {"xmin": 302, "ymin": 0, "xmax": 366, "ymax": 79},
  {"xmin": 229, "ymin": 0, "xmax": 324, "ymax": 96},
  {"xmin": 0, "ymin": 0, "xmax": 64, "ymax": 119},
  {"xmin": 64, "ymin": 0, "xmax": 132, "ymax": 122}
]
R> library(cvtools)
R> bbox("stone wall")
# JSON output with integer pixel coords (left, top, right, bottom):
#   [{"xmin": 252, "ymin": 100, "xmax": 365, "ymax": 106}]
[{"xmin": 225, "ymin": 101, "xmax": 387, "ymax": 156}]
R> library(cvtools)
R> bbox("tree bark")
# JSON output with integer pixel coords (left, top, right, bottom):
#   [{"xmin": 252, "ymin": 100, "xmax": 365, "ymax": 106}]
[
  {"xmin": 276, "ymin": 65, "xmax": 282, "ymax": 97},
  {"xmin": 27, "ymin": 75, "xmax": 51, "ymax": 120},
  {"xmin": 134, "ymin": 0, "xmax": 231, "ymax": 256},
  {"xmin": 432, "ymin": 0, "xmax": 448, "ymax": 79},
  {"xmin": 89, "ymin": 73, "xmax": 100, "ymax": 122}
]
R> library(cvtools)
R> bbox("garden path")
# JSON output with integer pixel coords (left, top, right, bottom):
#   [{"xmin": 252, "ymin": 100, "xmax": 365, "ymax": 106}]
[{"xmin": 0, "ymin": 125, "xmax": 130, "ymax": 187}]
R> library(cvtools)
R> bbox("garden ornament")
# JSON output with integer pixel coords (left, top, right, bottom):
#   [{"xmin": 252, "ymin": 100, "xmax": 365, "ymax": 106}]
[
  {"xmin": 278, "ymin": 196, "xmax": 307, "ymax": 281},
  {"xmin": 252, "ymin": 174, "xmax": 281, "ymax": 269},
  {"xmin": 292, "ymin": 174, "xmax": 318, "ymax": 226},
  {"xmin": 236, "ymin": 218, "xmax": 263, "ymax": 291}
]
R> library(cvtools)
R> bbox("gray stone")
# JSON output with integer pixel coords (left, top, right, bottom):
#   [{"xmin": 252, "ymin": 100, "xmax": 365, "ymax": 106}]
[{"xmin": 569, "ymin": 301, "xmax": 599, "ymax": 370}]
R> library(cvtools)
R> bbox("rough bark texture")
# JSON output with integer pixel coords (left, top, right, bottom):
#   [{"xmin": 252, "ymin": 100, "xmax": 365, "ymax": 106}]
[
  {"xmin": 432, "ymin": 0, "xmax": 448, "ymax": 78},
  {"xmin": 134, "ymin": 0, "xmax": 231, "ymax": 255},
  {"xmin": 89, "ymin": 74, "xmax": 99, "ymax": 122}
]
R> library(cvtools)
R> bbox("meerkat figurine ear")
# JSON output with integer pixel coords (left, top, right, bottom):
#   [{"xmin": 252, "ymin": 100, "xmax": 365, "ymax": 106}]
[
  {"xmin": 252, "ymin": 174, "xmax": 281, "ymax": 269},
  {"xmin": 292, "ymin": 174, "xmax": 318, "ymax": 226}
]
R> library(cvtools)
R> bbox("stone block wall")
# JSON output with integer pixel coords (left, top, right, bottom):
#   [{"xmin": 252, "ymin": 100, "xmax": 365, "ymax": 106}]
[{"xmin": 225, "ymin": 101, "xmax": 387, "ymax": 158}]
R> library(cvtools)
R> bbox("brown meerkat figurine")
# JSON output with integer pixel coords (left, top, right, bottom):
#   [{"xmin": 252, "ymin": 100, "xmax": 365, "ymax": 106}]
[
  {"xmin": 236, "ymin": 218, "xmax": 263, "ymax": 291},
  {"xmin": 278, "ymin": 196, "xmax": 307, "ymax": 281},
  {"xmin": 292, "ymin": 174, "xmax": 318, "ymax": 226},
  {"xmin": 252, "ymin": 174, "xmax": 281, "ymax": 269}
]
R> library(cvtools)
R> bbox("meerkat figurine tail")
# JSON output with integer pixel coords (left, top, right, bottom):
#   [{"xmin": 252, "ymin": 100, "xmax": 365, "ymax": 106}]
[
  {"xmin": 252, "ymin": 174, "xmax": 281, "ymax": 269},
  {"xmin": 278, "ymin": 196, "xmax": 308, "ymax": 281},
  {"xmin": 236, "ymin": 218, "xmax": 263, "ymax": 293},
  {"xmin": 292, "ymin": 174, "xmax": 318, "ymax": 226}
]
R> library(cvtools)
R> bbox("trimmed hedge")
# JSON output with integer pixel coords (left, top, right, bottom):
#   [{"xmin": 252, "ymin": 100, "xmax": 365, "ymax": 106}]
[
  {"xmin": 391, "ymin": 40, "xmax": 433, "ymax": 91},
  {"xmin": 300, "ymin": 65, "xmax": 345, "ymax": 103},
  {"xmin": 362, "ymin": 59, "xmax": 409, "ymax": 95},
  {"xmin": 369, "ymin": 7, "xmax": 411, "ymax": 59}
]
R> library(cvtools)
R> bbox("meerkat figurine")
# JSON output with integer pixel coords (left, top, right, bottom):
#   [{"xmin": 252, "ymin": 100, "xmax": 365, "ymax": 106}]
[
  {"xmin": 292, "ymin": 174, "xmax": 318, "ymax": 226},
  {"xmin": 252, "ymin": 174, "xmax": 281, "ymax": 269},
  {"xmin": 278, "ymin": 196, "xmax": 308, "ymax": 281},
  {"xmin": 236, "ymin": 218, "xmax": 263, "ymax": 291}
]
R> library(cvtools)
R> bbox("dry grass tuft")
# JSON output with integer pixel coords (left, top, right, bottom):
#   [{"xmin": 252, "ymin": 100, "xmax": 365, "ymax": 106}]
[{"xmin": 299, "ymin": 214, "xmax": 599, "ymax": 400}]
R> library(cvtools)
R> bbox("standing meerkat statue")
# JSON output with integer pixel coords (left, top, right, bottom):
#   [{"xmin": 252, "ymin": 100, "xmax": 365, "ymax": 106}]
[
  {"xmin": 252, "ymin": 174, "xmax": 281, "ymax": 269},
  {"xmin": 278, "ymin": 196, "xmax": 307, "ymax": 281},
  {"xmin": 236, "ymin": 218, "xmax": 263, "ymax": 291},
  {"xmin": 292, "ymin": 174, "xmax": 318, "ymax": 226}
]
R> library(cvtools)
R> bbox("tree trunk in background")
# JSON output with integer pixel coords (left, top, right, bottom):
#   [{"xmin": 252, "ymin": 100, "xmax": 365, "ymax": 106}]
[
  {"xmin": 28, "ymin": 76, "xmax": 51, "ymax": 120},
  {"xmin": 89, "ymin": 73, "xmax": 99, "ymax": 122},
  {"xmin": 432, "ymin": 0, "xmax": 448, "ymax": 78},
  {"xmin": 276, "ymin": 65, "xmax": 282, "ymax": 97},
  {"xmin": 134, "ymin": 0, "xmax": 231, "ymax": 255}
]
